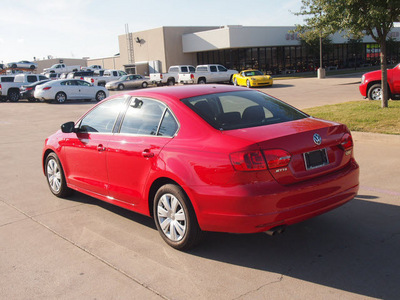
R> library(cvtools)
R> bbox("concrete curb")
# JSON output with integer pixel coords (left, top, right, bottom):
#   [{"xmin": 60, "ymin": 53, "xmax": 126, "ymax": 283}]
[{"xmin": 352, "ymin": 131, "xmax": 400, "ymax": 144}]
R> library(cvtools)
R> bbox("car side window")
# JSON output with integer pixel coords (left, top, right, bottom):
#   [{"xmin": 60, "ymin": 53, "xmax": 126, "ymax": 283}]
[
  {"xmin": 27, "ymin": 75, "xmax": 37, "ymax": 83},
  {"xmin": 210, "ymin": 66, "xmax": 218, "ymax": 72},
  {"xmin": 120, "ymin": 98, "xmax": 177, "ymax": 136},
  {"xmin": 78, "ymin": 97, "xmax": 126, "ymax": 133},
  {"xmin": 77, "ymin": 80, "xmax": 90, "ymax": 86},
  {"xmin": 218, "ymin": 65, "xmax": 227, "ymax": 72},
  {"xmin": 158, "ymin": 109, "xmax": 178, "ymax": 137}
]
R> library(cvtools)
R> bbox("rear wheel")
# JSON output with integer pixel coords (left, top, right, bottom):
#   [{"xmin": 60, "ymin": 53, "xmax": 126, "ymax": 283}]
[
  {"xmin": 55, "ymin": 92, "xmax": 67, "ymax": 104},
  {"xmin": 198, "ymin": 78, "xmax": 206, "ymax": 84},
  {"xmin": 45, "ymin": 152, "xmax": 72, "ymax": 198},
  {"xmin": 8, "ymin": 90, "xmax": 20, "ymax": 102},
  {"xmin": 154, "ymin": 184, "xmax": 202, "ymax": 250},
  {"xmin": 368, "ymin": 84, "xmax": 382, "ymax": 100},
  {"xmin": 167, "ymin": 79, "xmax": 174, "ymax": 86},
  {"xmin": 95, "ymin": 90, "xmax": 106, "ymax": 101},
  {"xmin": 142, "ymin": 81, "xmax": 148, "ymax": 88}
]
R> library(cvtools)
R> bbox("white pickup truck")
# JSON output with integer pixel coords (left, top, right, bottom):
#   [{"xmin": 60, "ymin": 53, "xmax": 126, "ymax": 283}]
[
  {"xmin": 150, "ymin": 65, "xmax": 195, "ymax": 86},
  {"xmin": 0, "ymin": 73, "xmax": 48, "ymax": 102},
  {"xmin": 84, "ymin": 69, "xmax": 127, "ymax": 86},
  {"xmin": 178, "ymin": 64, "xmax": 238, "ymax": 85},
  {"xmin": 43, "ymin": 63, "xmax": 81, "ymax": 74}
]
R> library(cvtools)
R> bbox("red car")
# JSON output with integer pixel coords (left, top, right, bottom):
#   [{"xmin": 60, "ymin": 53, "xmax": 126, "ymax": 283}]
[
  {"xmin": 42, "ymin": 85, "xmax": 359, "ymax": 250},
  {"xmin": 359, "ymin": 63, "xmax": 400, "ymax": 100}
]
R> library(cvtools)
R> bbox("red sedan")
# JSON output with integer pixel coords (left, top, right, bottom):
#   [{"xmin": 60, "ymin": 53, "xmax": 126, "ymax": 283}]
[{"xmin": 42, "ymin": 85, "xmax": 359, "ymax": 250}]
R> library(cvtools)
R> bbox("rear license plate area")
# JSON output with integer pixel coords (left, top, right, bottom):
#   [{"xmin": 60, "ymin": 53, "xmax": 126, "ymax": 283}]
[{"xmin": 304, "ymin": 148, "xmax": 329, "ymax": 170}]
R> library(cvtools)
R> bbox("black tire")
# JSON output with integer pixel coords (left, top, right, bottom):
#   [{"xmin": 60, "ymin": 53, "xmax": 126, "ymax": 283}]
[
  {"xmin": 12, "ymin": 64, "xmax": 17, "ymax": 68},
  {"xmin": 8, "ymin": 90, "xmax": 20, "ymax": 102},
  {"xmin": 367, "ymin": 84, "xmax": 382, "ymax": 101},
  {"xmin": 118, "ymin": 84, "xmax": 124, "ymax": 90},
  {"xmin": 95, "ymin": 90, "xmax": 106, "ymax": 102},
  {"xmin": 198, "ymin": 78, "xmax": 206, "ymax": 84},
  {"xmin": 55, "ymin": 92, "xmax": 67, "ymax": 104},
  {"xmin": 30, "ymin": 65, "xmax": 35, "ymax": 70},
  {"xmin": 0, "ymin": 98, "xmax": 7, "ymax": 102},
  {"xmin": 167, "ymin": 79, "xmax": 175, "ymax": 86},
  {"xmin": 98, "ymin": 82, "xmax": 106, "ymax": 87},
  {"xmin": 45, "ymin": 152, "xmax": 72, "ymax": 198},
  {"xmin": 142, "ymin": 81, "xmax": 148, "ymax": 88},
  {"xmin": 27, "ymin": 97, "xmax": 37, "ymax": 102},
  {"xmin": 153, "ymin": 184, "xmax": 202, "ymax": 250}
]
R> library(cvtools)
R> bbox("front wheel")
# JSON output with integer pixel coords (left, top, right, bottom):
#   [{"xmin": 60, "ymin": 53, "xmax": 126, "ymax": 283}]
[
  {"xmin": 118, "ymin": 84, "xmax": 124, "ymax": 90},
  {"xmin": 45, "ymin": 153, "xmax": 72, "ymax": 198},
  {"xmin": 368, "ymin": 84, "xmax": 382, "ymax": 100},
  {"xmin": 142, "ymin": 81, "xmax": 148, "ymax": 88},
  {"xmin": 95, "ymin": 90, "xmax": 106, "ymax": 101},
  {"xmin": 154, "ymin": 184, "xmax": 202, "ymax": 250}
]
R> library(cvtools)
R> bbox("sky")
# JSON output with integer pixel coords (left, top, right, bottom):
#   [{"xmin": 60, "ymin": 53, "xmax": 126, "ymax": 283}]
[{"xmin": 0, "ymin": 0, "xmax": 306, "ymax": 64}]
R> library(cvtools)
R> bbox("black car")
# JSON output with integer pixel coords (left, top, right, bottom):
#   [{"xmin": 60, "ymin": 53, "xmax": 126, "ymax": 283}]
[{"xmin": 20, "ymin": 79, "xmax": 51, "ymax": 101}]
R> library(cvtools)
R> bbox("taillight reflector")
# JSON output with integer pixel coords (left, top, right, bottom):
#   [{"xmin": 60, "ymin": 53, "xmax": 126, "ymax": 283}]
[
  {"xmin": 43, "ymin": 87, "xmax": 51, "ymax": 90},
  {"xmin": 340, "ymin": 133, "xmax": 353, "ymax": 150},
  {"xmin": 230, "ymin": 149, "xmax": 291, "ymax": 171},
  {"xmin": 263, "ymin": 149, "xmax": 291, "ymax": 169},
  {"xmin": 230, "ymin": 151, "xmax": 266, "ymax": 171}
]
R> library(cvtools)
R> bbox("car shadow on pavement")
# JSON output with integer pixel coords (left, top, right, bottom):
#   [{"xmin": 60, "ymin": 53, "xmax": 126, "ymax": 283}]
[
  {"xmin": 187, "ymin": 196, "xmax": 400, "ymax": 299},
  {"xmin": 64, "ymin": 192, "xmax": 399, "ymax": 299}
]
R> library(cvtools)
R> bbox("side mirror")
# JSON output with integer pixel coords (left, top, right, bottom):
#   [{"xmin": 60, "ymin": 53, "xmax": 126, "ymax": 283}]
[{"xmin": 61, "ymin": 121, "xmax": 76, "ymax": 133}]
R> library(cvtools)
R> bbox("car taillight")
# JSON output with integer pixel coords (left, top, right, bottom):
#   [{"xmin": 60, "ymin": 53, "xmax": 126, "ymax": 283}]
[
  {"xmin": 43, "ymin": 87, "xmax": 51, "ymax": 90},
  {"xmin": 0, "ymin": 84, "xmax": 2, "ymax": 90},
  {"xmin": 230, "ymin": 151, "xmax": 267, "ymax": 171},
  {"xmin": 263, "ymin": 149, "xmax": 291, "ymax": 169},
  {"xmin": 190, "ymin": 74, "xmax": 194, "ymax": 80},
  {"xmin": 340, "ymin": 133, "xmax": 353, "ymax": 150},
  {"xmin": 91, "ymin": 78, "xmax": 94, "ymax": 83},
  {"xmin": 26, "ymin": 87, "xmax": 33, "ymax": 91},
  {"xmin": 160, "ymin": 74, "xmax": 163, "ymax": 79}
]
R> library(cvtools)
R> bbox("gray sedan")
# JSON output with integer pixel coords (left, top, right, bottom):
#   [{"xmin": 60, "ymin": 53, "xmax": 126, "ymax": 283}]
[{"xmin": 105, "ymin": 74, "xmax": 149, "ymax": 90}]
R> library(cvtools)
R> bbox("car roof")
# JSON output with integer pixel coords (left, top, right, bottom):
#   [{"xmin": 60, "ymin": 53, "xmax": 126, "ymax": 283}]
[{"xmin": 112, "ymin": 85, "xmax": 247, "ymax": 101}]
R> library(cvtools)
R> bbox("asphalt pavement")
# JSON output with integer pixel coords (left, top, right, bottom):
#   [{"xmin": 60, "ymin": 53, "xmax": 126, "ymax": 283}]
[{"xmin": 1, "ymin": 75, "xmax": 399, "ymax": 299}]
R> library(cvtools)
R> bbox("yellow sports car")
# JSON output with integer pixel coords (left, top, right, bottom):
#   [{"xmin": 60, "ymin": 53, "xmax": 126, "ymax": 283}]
[{"xmin": 232, "ymin": 70, "xmax": 273, "ymax": 88}]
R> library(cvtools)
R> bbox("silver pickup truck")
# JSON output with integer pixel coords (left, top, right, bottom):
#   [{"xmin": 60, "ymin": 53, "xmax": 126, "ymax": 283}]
[
  {"xmin": 0, "ymin": 73, "xmax": 48, "ymax": 102},
  {"xmin": 178, "ymin": 64, "xmax": 238, "ymax": 85},
  {"xmin": 150, "ymin": 65, "xmax": 195, "ymax": 86}
]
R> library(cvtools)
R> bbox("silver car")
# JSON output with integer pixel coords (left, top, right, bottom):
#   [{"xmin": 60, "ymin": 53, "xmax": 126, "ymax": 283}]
[
  {"xmin": 105, "ymin": 74, "xmax": 149, "ymax": 90},
  {"xmin": 7, "ymin": 60, "xmax": 38, "ymax": 69}
]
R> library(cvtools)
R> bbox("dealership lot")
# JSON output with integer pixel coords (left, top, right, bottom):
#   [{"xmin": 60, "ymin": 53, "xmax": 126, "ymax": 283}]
[{"xmin": 1, "ymin": 75, "xmax": 399, "ymax": 299}]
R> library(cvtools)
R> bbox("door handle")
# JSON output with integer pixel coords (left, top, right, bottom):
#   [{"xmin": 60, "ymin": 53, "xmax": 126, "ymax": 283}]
[
  {"xmin": 142, "ymin": 149, "xmax": 154, "ymax": 158},
  {"xmin": 97, "ymin": 144, "xmax": 106, "ymax": 152}
]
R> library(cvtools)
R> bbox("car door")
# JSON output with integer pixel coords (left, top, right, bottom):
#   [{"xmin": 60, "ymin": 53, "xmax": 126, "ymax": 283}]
[
  {"xmin": 62, "ymin": 80, "xmax": 79, "ymax": 99},
  {"xmin": 76, "ymin": 80, "xmax": 93, "ymax": 99},
  {"xmin": 106, "ymin": 97, "xmax": 178, "ymax": 209},
  {"xmin": 62, "ymin": 97, "xmax": 127, "ymax": 196},
  {"xmin": 125, "ymin": 75, "xmax": 137, "ymax": 89}
]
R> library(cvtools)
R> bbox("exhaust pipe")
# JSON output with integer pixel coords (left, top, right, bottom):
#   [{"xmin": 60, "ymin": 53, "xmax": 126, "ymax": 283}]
[{"xmin": 265, "ymin": 225, "xmax": 286, "ymax": 236}]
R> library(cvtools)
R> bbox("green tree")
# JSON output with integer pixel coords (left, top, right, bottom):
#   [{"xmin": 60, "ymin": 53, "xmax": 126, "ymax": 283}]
[{"xmin": 293, "ymin": 0, "xmax": 400, "ymax": 108}]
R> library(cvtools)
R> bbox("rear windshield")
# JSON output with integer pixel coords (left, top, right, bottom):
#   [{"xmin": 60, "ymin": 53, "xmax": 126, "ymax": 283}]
[{"xmin": 181, "ymin": 90, "xmax": 308, "ymax": 130}]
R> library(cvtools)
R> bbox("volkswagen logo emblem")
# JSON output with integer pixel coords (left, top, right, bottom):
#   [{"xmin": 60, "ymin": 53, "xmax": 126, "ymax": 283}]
[{"xmin": 313, "ymin": 133, "xmax": 322, "ymax": 145}]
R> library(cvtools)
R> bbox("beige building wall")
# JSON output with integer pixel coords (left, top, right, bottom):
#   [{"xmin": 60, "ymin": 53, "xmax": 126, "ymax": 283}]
[
  {"xmin": 117, "ymin": 26, "xmax": 218, "ymax": 73},
  {"xmin": 87, "ymin": 56, "xmax": 123, "ymax": 70}
]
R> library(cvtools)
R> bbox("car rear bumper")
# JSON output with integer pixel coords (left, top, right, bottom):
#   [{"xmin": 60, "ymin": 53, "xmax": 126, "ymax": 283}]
[{"xmin": 191, "ymin": 159, "xmax": 359, "ymax": 233}]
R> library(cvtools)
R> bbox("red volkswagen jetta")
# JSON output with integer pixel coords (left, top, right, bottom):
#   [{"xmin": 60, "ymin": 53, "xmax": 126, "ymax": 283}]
[{"xmin": 42, "ymin": 85, "xmax": 359, "ymax": 250}]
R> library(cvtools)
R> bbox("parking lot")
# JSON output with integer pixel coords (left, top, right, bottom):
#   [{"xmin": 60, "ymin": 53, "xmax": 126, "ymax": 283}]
[{"xmin": 1, "ymin": 74, "xmax": 400, "ymax": 299}]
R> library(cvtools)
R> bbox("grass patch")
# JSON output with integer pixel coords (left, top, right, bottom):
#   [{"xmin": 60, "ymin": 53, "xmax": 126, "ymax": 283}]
[{"xmin": 303, "ymin": 100, "xmax": 400, "ymax": 135}]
